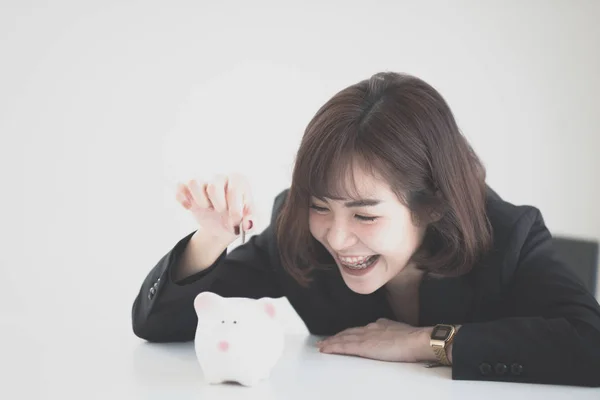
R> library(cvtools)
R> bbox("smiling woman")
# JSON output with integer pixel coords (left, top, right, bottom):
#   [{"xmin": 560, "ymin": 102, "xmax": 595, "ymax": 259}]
[
  {"xmin": 302, "ymin": 163, "xmax": 430, "ymax": 295},
  {"xmin": 276, "ymin": 72, "xmax": 492, "ymax": 291},
  {"xmin": 132, "ymin": 71, "xmax": 600, "ymax": 388}
]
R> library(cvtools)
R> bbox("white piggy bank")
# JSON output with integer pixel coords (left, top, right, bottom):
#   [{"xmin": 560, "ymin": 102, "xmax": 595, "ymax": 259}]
[{"xmin": 193, "ymin": 291, "xmax": 285, "ymax": 387}]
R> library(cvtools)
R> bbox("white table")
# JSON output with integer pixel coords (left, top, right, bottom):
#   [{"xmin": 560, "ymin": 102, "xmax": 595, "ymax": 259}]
[{"xmin": 2, "ymin": 318, "xmax": 598, "ymax": 400}]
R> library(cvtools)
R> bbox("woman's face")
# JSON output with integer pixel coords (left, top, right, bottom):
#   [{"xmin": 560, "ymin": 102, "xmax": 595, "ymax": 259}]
[{"xmin": 308, "ymin": 165, "xmax": 427, "ymax": 294}]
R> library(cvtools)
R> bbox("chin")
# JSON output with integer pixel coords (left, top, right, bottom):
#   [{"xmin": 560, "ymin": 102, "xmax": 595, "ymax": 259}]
[
  {"xmin": 335, "ymin": 256, "xmax": 387, "ymax": 295},
  {"xmin": 341, "ymin": 276, "xmax": 383, "ymax": 295}
]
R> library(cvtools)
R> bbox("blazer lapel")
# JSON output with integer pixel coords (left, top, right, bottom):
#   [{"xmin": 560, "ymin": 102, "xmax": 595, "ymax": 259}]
[
  {"xmin": 318, "ymin": 264, "xmax": 475, "ymax": 331},
  {"xmin": 322, "ymin": 268, "xmax": 395, "ymax": 330},
  {"xmin": 418, "ymin": 273, "xmax": 475, "ymax": 326}
]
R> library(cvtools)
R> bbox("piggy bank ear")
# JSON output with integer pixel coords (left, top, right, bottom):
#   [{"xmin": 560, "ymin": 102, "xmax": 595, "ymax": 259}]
[
  {"xmin": 193, "ymin": 291, "xmax": 222, "ymax": 313},
  {"xmin": 257, "ymin": 298, "xmax": 277, "ymax": 319}
]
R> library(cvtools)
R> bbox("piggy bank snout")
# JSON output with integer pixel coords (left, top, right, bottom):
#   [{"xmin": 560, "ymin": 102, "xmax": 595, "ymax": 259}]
[
  {"xmin": 217, "ymin": 340, "xmax": 230, "ymax": 352},
  {"xmin": 207, "ymin": 324, "xmax": 275, "ymax": 354},
  {"xmin": 211, "ymin": 326, "xmax": 241, "ymax": 352}
]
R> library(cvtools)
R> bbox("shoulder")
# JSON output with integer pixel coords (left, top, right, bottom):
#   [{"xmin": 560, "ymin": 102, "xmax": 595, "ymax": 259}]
[
  {"xmin": 484, "ymin": 185, "xmax": 546, "ymax": 251},
  {"xmin": 270, "ymin": 188, "xmax": 290, "ymax": 223},
  {"xmin": 272, "ymin": 188, "xmax": 290, "ymax": 213},
  {"xmin": 260, "ymin": 188, "xmax": 291, "ymax": 250},
  {"xmin": 472, "ymin": 186, "xmax": 553, "ymax": 290}
]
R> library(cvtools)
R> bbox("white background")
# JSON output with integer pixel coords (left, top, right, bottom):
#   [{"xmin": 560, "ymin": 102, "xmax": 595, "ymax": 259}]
[{"xmin": 1, "ymin": 0, "xmax": 599, "ymax": 350}]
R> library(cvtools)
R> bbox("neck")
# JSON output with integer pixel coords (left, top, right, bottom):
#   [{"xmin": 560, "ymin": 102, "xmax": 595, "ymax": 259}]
[{"xmin": 384, "ymin": 262, "xmax": 425, "ymax": 293}]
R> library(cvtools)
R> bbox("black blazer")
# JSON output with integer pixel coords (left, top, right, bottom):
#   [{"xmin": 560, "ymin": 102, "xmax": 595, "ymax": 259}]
[{"xmin": 131, "ymin": 187, "xmax": 600, "ymax": 387}]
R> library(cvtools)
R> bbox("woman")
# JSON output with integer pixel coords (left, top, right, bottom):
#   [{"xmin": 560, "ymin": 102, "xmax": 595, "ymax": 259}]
[{"xmin": 131, "ymin": 72, "xmax": 600, "ymax": 387}]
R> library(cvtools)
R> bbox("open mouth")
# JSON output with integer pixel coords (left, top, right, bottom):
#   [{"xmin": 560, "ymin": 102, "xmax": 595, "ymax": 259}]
[
  {"xmin": 338, "ymin": 254, "xmax": 381, "ymax": 276},
  {"xmin": 339, "ymin": 255, "xmax": 380, "ymax": 269}
]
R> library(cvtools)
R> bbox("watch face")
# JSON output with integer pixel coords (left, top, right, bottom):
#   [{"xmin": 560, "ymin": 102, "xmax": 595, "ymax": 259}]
[{"xmin": 432, "ymin": 326, "xmax": 451, "ymax": 340}]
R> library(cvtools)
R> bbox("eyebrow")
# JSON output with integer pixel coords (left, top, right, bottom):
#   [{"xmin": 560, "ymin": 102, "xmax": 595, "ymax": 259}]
[
  {"xmin": 344, "ymin": 199, "xmax": 382, "ymax": 208},
  {"xmin": 314, "ymin": 196, "xmax": 382, "ymax": 208}
]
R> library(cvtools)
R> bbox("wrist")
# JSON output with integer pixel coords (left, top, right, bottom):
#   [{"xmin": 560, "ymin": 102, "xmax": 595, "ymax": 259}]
[
  {"xmin": 174, "ymin": 229, "xmax": 232, "ymax": 281},
  {"xmin": 201, "ymin": 230, "xmax": 236, "ymax": 248},
  {"xmin": 190, "ymin": 229, "xmax": 232, "ymax": 262},
  {"xmin": 416, "ymin": 325, "xmax": 461, "ymax": 364},
  {"xmin": 415, "ymin": 327, "xmax": 438, "ymax": 363}
]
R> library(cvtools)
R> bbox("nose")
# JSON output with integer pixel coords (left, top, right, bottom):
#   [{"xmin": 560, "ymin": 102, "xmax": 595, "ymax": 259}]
[
  {"xmin": 218, "ymin": 340, "xmax": 229, "ymax": 352},
  {"xmin": 326, "ymin": 220, "xmax": 357, "ymax": 252}
]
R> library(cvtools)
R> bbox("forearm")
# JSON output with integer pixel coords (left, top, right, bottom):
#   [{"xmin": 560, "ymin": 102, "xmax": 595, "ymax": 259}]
[
  {"xmin": 172, "ymin": 228, "xmax": 233, "ymax": 282},
  {"xmin": 133, "ymin": 230, "xmax": 234, "ymax": 342},
  {"xmin": 451, "ymin": 317, "xmax": 600, "ymax": 386}
]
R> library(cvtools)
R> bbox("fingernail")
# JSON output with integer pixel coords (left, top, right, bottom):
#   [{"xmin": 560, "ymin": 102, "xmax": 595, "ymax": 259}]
[
  {"xmin": 248, "ymin": 220, "xmax": 253, "ymax": 230},
  {"xmin": 234, "ymin": 226, "xmax": 240, "ymax": 235}
]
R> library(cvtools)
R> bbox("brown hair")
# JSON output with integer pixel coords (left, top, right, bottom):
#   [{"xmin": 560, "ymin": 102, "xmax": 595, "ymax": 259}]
[{"xmin": 275, "ymin": 72, "xmax": 492, "ymax": 288}]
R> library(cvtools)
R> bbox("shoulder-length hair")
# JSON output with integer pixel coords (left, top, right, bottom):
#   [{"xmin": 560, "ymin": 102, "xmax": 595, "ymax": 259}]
[{"xmin": 275, "ymin": 72, "xmax": 492, "ymax": 288}]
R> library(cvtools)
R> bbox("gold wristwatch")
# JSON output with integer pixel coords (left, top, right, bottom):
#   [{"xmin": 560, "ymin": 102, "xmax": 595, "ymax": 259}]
[{"xmin": 430, "ymin": 324, "xmax": 456, "ymax": 366}]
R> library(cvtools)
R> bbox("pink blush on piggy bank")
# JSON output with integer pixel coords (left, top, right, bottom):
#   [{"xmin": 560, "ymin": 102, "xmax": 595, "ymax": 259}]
[{"xmin": 193, "ymin": 291, "xmax": 285, "ymax": 387}]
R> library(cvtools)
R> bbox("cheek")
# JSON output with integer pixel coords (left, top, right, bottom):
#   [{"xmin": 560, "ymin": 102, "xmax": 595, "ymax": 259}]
[
  {"xmin": 366, "ymin": 220, "xmax": 421, "ymax": 252},
  {"xmin": 308, "ymin": 215, "xmax": 324, "ymax": 239},
  {"xmin": 361, "ymin": 222, "xmax": 395, "ymax": 249}
]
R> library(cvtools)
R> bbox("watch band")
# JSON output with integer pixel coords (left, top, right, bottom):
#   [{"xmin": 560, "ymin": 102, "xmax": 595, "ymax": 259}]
[
  {"xmin": 433, "ymin": 343, "xmax": 452, "ymax": 366},
  {"xmin": 430, "ymin": 324, "xmax": 456, "ymax": 366}
]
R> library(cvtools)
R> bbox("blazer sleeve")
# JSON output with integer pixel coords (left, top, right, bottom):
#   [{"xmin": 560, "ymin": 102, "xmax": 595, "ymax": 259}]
[
  {"xmin": 451, "ymin": 208, "xmax": 600, "ymax": 387},
  {"xmin": 131, "ymin": 191, "xmax": 287, "ymax": 343}
]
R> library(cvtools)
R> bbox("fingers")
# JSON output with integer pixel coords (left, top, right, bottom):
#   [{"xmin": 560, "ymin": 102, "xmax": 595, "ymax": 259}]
[
  {"xmin": 317, "ymin": 322, "xmax": 384, "ymax": 347},
  {"xmin": 319, "ymin": 339, "xmax": 362, "ymax": 356},
  {"xmin": 175, "ymin": 174, "xmax": 255, "ymax": 233},
  {"xmin": 241, "ymin": 190, "xmax": 255, "ymax": 231},
  {"xmin": 241, "ymin": 215, "xmax": 254, "ymax": 232},
  {"xmin": 175, "ymin": 183, "xmax": 192, "ymax": 210},
  {"xmin": 226, "ymin": 182, "xmax": 244, "ymax": 229},
  {"xmin": 317, "ymin": 327, "xmax": 362, "ymax": 347},
  {"xmin": 206, "ymin": 175, "xmax": 227, "ymax": 213},
  {"xmin": 185, "ymin": 179, "xmax": 210, "ymax": 210},
  {"xmin": 227, "ymin": 174, "xmax": 255, "ymax": 231},
  {"xmin": 317, "ymin": 333, "xmax": 362, "ymax": 355}
]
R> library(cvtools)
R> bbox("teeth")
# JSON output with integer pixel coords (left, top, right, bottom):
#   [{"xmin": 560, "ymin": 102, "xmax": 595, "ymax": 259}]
[
  {"xmin": 339, "ymin": 255, "xmax": 372, "ymax": 265},
  {"xmin": 343, "ymin": 255, "xmax": 378, "ymax": 269},
  {"xmin": 339, "ymin": 255, "xmax": 378, "ymax": 268}
]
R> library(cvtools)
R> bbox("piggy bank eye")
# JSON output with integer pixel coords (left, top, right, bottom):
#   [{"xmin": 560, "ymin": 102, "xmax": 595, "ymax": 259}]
[
  {"xmin": 234, "ymin": 321, "xmax": 237, "ymax": 324},
  {"xmin": 221, "ymin": 320, "xmax": 225, "ymax": 323}
]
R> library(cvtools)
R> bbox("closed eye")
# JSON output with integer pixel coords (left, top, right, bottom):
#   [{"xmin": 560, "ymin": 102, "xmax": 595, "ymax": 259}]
[
  {"xmin": 355, "ymin": 214, "xmax": 378, "ymax": 222},
  {"xmin": 309, "ymin": 204, "xmax": 379, "ymax": 222}
]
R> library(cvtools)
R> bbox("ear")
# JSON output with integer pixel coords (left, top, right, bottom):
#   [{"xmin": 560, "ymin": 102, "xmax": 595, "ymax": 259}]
[
  {"xmin": 257, "ymin": 298, "xmax": 277, "ymax": 319},
  {"xmin": 193, "ymin": 291, "xmax": 221, "ymax": 312},
  {"xmin": 428, "ymin": 191, "xmax": 445, "ymax": 223},
  {"xmin": 429, "ymin": 210, "xmax": 443, "ymax": 223}
]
